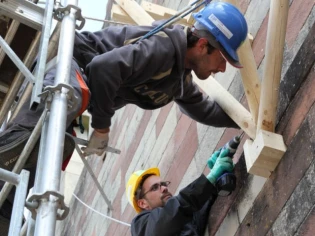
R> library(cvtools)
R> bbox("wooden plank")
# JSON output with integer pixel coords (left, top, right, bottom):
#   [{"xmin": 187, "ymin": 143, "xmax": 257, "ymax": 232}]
[
  {"xmin": 111, "ymin": 4, "xmax": 136, "ymax": 25},
  {"xmin": 0, "ymin": 20, "xmax": 19, "ymax": 66},
  {"xmin": 141, "ymin": 0, "xmax": 177, "ymax": 19},
  {"xmin": 244, "ymin": 130, "xmax": 286, "ymax": 177},
  {"xmin": 141, "ymin": 1, "xmax": 190, "ymax": 25},
  {"xmin": 223, "ymin": 0, "xmax": 261, "ymax": 124},
  {"xmin": 244, "ymin": 140, "xmax": 271, "ymax": 178},
  {"xmin": 115, "ymin": 0, "xmax": 154, "ymax": 25},
  {"xmin": 257, "ymin": 0, "xmax": 289, "ymax": 132},
  {"xmin": 193, "ymin": 76, "xmax": 256, "ymax": 139}
]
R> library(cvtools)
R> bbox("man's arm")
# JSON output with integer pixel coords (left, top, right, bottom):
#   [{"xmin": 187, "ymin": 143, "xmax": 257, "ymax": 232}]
[
  {"xmin": 174, "ymin": 75, "xmax": 238, "ymax": 128},
  {"xmin": 131, "ymin": 175, "xmax": 217, "ymax": 236},
  {"xmin": 86, "ymin": 36, "xmax": 176, "ymax": 130}
]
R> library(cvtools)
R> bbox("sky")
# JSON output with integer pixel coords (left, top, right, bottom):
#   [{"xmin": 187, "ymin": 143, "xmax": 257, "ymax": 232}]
[
  {"xmin": 39, "ymin": 0, "xmax": 108, "ymax": 32},
  {"xmin": 77, "ymin": 0, "xmax": 108, "ymax": 32}
]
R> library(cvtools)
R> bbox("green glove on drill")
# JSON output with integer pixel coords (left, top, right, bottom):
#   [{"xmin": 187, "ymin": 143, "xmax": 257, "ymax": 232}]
[
  {"xmin": 207, "ymin": 149, "xmax": 221, "ymax": 169},
  {"xmin": 207, "ymin": 149, "xmax": 234, "ymax": 185}
]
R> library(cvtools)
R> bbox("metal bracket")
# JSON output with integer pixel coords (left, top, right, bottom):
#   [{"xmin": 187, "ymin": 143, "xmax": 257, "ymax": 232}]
[
  {"xmin": 26, "ymin": 191, "xmax": 70, "ymax": 220},
  {"xmin": 54, "ymin": 4, "xmax": 85, "ymax": 30},
  {"xmin": 38, "ymin": 83, "xmax": 78, "ymax": 111}
]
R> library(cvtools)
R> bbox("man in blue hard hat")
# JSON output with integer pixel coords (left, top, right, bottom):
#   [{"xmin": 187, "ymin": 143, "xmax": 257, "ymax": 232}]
[
  {"xmin": 0, "ymin": 2, "xmax": 247, "ymax": 233},
  {"xmin": 1, "ymin": 1, "xmax": 247, "ymax": 160}
]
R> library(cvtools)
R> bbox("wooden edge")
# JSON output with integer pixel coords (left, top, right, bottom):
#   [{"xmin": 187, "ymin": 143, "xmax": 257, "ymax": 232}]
[{"xmin": 193, "ymin": 75, "xmax": 257, "ymax": 140}]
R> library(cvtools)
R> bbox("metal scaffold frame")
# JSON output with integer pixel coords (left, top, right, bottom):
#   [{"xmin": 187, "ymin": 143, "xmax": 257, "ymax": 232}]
[{"xmin": 0, "ymin": 0, "xmax": 114, "ymax": 235}]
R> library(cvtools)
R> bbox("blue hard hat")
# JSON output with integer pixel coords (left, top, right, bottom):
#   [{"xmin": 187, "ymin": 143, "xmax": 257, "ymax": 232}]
[{"xmin": 193, "ymin": 2, "xmax": 248, "ymax": 68}]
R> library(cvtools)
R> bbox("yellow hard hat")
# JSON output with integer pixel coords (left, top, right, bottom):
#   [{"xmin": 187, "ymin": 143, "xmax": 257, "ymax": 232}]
[{"xmin": 126, "ymin": 167, "xmax": 160, "ymax": 213}]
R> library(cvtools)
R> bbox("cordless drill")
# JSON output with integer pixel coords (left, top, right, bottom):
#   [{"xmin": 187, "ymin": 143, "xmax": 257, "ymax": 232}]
[{"xmin": 216, "ymin": 135, "xmax": 242, "ymax": 196}]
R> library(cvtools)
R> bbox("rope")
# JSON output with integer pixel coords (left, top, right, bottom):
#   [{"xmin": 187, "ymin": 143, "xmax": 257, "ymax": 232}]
[{"xmin": 72, "ymin": 193, "xmax": 131, "ymax": 227}]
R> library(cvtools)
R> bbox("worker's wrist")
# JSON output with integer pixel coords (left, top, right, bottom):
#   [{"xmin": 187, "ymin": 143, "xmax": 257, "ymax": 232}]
[
  {"xmin": 206, "ymin": 173, "xmax": 217, "ymax": 185},
  {"xmin": 94, "ymin": 127, "xmax": 110, "ymax": 133}
]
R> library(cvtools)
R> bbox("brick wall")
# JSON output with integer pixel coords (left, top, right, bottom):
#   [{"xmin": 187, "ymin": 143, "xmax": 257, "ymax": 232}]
[{"xmin": 56, "ymin": 0, "xmax": 315, "ymax": 235}]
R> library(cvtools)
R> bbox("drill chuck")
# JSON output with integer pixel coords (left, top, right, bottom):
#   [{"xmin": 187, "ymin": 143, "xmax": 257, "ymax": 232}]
[{"xmin": 222, "ymin": 135, "xmax": 241, "ymax": 158}]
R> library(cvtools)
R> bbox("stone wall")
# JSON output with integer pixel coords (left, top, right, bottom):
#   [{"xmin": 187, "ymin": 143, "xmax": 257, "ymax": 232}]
[{"xmin": 57, "ymin": 0, "xmax": 315, "ymax": 235}]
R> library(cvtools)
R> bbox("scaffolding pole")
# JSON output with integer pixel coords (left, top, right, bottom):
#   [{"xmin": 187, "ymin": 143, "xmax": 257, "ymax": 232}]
[
  {"xmin": 0, "ymin": 169, "xmax": 30, "ymax": 236},
  {"xmin": 24, "ymin": 0, "xmax": 78, "ymax": 235}
]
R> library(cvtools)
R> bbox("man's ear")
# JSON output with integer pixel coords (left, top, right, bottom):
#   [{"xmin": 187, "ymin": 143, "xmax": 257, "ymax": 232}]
[
  {"xmin": 137, "ymin": 199, "xmax": 149, "ymax": 211},
  {"xmin": 196, "ymin": 38, "xmax": 209, "ymax": 52}
]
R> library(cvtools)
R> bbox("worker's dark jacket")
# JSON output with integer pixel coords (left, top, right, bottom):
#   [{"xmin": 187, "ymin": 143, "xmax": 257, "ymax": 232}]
[
  {"xmin": 131, "ymin": 175, "xmax": 217, "ymax": 236},
  {"xmin": 73, "ymin": 22, "xmax": 237, "ymax": 129}
]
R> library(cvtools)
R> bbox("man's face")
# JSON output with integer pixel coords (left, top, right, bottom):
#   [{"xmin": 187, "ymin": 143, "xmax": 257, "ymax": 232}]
[
  {"xmin": 137, "ymin": 175, "xmax": 173, "ymax": 211},
  {"xmin": 186, "ymin": 38, "xmax": 227, "ymax": 80}
]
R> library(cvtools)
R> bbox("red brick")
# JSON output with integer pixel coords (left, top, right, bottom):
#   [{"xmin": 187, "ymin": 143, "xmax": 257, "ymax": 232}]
[
  {"xmin": 91, "ymin": 226, "xmax": 97, "ymax": 236},
  {"xmin": 155, "ymin": 102, "xmax": 174, "ymax": 137},
  {"xmin": 286, "ymin": 0, "xmax": 314, "ymax": 48},
  {"xmin": 252, "ymin": 12, "xmax": 269, "ymax": 66},
  {"xmin": 158, "ymin": 114, "xmax": 193, "ymax": 176},
  {"xmin": 278, "ymin": 63, "xmax": 315, "ymax": 145},
  {"xmin": 165, "ymin": 121, "xmax": 198, "ymax": 193},
  {"xmin": 110, "ymin": 110, "xmax": 152, "ymax": 182},
  {"xmin": 238, "ymin": 0, "xmax": 250, "ymax": 14},
  {"xmin": 297, "ymin": 206, "xmax": 315, "ymax": 236},
  {"xmin": 110, "ymin": 105, "xmax": 137, "ymax": 146}
]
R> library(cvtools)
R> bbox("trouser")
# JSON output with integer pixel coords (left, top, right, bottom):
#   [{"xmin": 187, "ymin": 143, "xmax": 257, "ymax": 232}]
[
  {"xmin": 0, "ymin": 59, "xmax": 89, "ymax": 224},
  {"xmin": 9, "ymin": 59, "xmax": 89, "ymax": 129}
]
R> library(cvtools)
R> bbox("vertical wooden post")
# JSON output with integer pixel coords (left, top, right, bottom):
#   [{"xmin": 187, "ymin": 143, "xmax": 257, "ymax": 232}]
[
  {"xmin": 257, "ymin": 0, "xmax": 289, "ymax": 132},
  {"xmin": 223, "ymin": 0, "xmax": 261, "ymax": 124},
  {"xmin": 243, "ymin": 0, "xmax": 289, "ymax": 177}
]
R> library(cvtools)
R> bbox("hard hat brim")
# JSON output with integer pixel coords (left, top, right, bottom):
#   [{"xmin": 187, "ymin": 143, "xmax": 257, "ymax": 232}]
[
  {"xmin": 219, "ymin": 48, "xmax": 243, "ymax": 69},
  {"xmin": 131, "ymin": 167, "xmax": 160, "ymax": 213}
]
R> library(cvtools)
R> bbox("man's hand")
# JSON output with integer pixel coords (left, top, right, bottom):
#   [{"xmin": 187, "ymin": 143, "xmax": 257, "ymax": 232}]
[
  {"xmin": 206, "ymin": 149, "xmax": 234, "ymax": 185},
  {"xmin": 207, "ymin": 149, "xmax": 221, "ymax": 169},
  {"xmin": 81, "ymin": 129, "xmax": 109, "ymax": 156}
]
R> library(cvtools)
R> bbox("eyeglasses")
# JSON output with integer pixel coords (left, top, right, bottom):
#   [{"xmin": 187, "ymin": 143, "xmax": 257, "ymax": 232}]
[{"xmin": 140, "ymin": 181, "xmax": 171, "ymax": 199}]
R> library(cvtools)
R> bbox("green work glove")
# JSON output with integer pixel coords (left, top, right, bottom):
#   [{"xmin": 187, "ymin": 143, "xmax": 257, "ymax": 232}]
[
  {"xmin": 207, "ymin": 149, "xmax": 221, "ymax": 169},
  {"xmin": 207, "ymin": 149, "xmax": 234, "ymax": 185}
]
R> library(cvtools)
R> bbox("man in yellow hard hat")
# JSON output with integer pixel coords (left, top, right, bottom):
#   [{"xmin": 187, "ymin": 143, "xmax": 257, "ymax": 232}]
[{"xmin": 126, "ymin": 148, "xmax": 233, "ymax": 236}]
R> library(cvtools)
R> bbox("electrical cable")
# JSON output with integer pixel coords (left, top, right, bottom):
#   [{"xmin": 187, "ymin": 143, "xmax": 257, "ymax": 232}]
[{"xmin": 72, "ymin": 193, "xmax": 131, "ymax": 227}]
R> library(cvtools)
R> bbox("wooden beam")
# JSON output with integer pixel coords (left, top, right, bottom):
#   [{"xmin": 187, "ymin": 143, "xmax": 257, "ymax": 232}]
[
  {"xmin": 112, "ymin": 2, "xmax": 189, "ymax": 26},
  {"xmin": 244, "ymin": 130, "xmax": 286, "ymax": 177},
  {"xmin": 163, "ymin": 13, "xmax": 190, "ymax": 26},
  {"xmin": 223, "ymin": 0, "xmax": 261, "ymax": 124},
  {"xmin": 115, "ymin": 0, "xmax": 154, "ymax": 25},
  {"xmin": 111, "ymin": 4, "xmax": 136, "ymax": 25},
  {"xmin": 241, "ymin": 0, "xmax": 288, "ymax": 178},
  {"xmin": 0, "ymin": 20, "xmax": 20, "ymax": 66},
  {"xmin": 140, "ymin": 1, "xmax": 189, "ymax": 25},
  {"xmin": 257, "ymin": 0, "xmax": 289, "ymax": 132},
  {"xmin": 193, "ymin": 76, "xmax": 256, "ymax": 140},
  {"xmin": 0, "ymin": 82, "xmax": 9, "ymax": 94},
  {"xmin": 244, "ymin": 140, "xmax": 271, "ymax": 178},
  {"xmin": 141, "ymin": 1, "xmax": 177, "ymax": 20}
]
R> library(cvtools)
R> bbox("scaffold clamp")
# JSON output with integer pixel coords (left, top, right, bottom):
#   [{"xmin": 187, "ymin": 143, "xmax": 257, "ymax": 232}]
[{"xmin": 26, "ymin": 190, "xmax": 70, "ymax": 221}]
